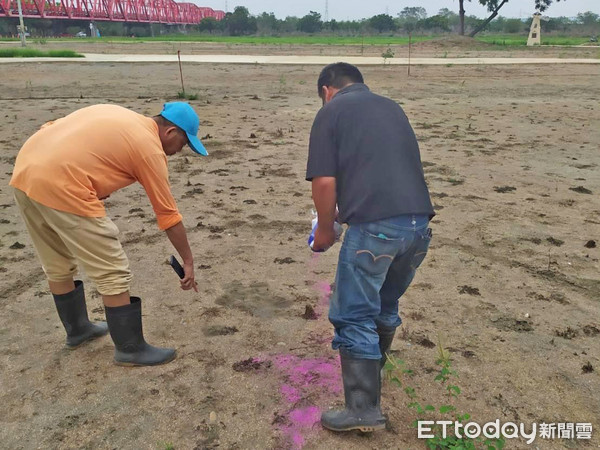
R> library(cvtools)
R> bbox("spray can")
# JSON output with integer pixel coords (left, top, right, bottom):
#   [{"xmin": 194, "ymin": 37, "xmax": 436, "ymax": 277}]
[{"xmin": 308, "ymin": 212, "xmax": 343, "ymax": 252}]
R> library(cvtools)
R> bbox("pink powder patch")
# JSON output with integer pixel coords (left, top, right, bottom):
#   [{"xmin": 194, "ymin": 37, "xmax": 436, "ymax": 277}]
[
  {"xmin": 268, "ymin": 273, "xmax": 339, "ymax": 447},
  {"xmin": 281, "ymin": 406, "xmax": 322, "ymax": 449},
  {"xmin": 273, "ymin": 354, "xmax": 341, "ymax": 394},
  {"xmin": 316, "ymin": 280, "xmax": 332, "ymax": 302},
  {"xmin": 289, "ymin": 406, "xmax": 321, "ymax": 427},
  {"xmin": 281, "ymin": 384, "xmax": 301, "ymax": 403},
  {"xmin": 306, "ymin": 279, "xmax": 332, "ymax": 319},
  {"xmin": 272, "ymin": 354, "xmax": 342, "ymax": 448}
]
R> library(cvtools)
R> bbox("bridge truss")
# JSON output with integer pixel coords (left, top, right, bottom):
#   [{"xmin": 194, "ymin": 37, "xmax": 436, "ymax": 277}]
[{"xmin": 0, "ymin": 0, "xmax": 225, "ymax": 25}]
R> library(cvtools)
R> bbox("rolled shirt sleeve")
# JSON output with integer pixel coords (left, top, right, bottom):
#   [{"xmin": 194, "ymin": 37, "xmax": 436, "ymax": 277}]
[{"xmin": 136, "ymin": 153, "xmax": 182, "ymax": 230}]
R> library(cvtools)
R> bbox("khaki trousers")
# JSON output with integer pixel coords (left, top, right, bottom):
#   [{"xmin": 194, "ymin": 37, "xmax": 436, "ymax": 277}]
[{"xmin": 13, "ymin": 189, "xmax": 131, "ymax": 295}]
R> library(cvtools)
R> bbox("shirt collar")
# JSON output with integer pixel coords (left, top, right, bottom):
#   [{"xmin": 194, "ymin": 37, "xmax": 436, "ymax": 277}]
[{"xmin": 334, "ymin": 83, "xmax": 370, "ymax": 98}]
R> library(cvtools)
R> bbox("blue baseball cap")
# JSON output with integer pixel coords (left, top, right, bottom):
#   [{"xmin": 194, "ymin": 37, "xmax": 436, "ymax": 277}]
[{"xmin": 159, "ymin": 102, "xmax": 208, "ymax": 156}]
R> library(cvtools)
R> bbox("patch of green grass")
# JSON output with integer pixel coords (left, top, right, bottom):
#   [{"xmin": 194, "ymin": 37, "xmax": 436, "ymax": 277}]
[
  {"xmin": 0, "ymin": 48, "xmax": 83, "ymax": 58},
  {"xmin": 383, "ymin": 337, "xmax": 505, "ymax": 450},
  {"xmin": 0, "ymin": 35, "xmax": 436, "ymax": 46},
  {"xmin": 176, "ymin": 91, "xmax": 198, "ymax": 100},
  {"xmin": 130, "ymin": 35, "xmax": 435, "ymax": 45},
  {"xmin": 476, "ymin": 34, "xmax": 591, "ymax": 46}
]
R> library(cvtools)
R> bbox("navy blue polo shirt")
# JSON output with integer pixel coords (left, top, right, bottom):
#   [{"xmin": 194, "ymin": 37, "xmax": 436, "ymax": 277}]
[{"xmin": 306, "ymin": 83, "xmax": 434, "ymax": 224}]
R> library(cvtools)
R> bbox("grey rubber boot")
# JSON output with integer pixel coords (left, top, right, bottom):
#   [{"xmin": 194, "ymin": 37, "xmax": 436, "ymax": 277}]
[
  {"xmin": 377, "ymin": 325, "xmax": 396, "ymax": 372},
  {"xmin": 321, "ymin": 353, "xmax": 386, "ymax": 432},
  {"xmin": 53, "ymin": 280, "xmax": 109, "ymax": 348},
  {"xmin": 105, "ymin": 297, "xmax": 176, "ymax": 366}
]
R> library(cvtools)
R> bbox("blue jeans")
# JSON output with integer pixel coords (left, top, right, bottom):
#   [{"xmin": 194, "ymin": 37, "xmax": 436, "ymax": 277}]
[{"xmin": 329, "ymin": 214, "xmax": 432, "ymax": 360}]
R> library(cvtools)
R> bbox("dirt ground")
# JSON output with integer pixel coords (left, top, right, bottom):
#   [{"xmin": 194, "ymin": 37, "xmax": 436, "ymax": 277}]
[{"xmin": 0, "ymin": 41, "xmax": 599, "ymax": 449}]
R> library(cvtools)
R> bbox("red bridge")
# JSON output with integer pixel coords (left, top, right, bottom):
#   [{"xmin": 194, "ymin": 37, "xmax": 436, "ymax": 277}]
[{"xmin": 0, "ymin": 0, "xmax": 225, "ymax": 25}]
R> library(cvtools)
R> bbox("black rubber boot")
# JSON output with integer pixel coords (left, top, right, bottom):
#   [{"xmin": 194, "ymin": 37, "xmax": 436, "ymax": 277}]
[
  {"xmin": 377, "ymin": 325, "xmax": 396, "ymax": 372},
  {"xmin": 53, "ymin": 280, "xmax": 109, "ymax": 348},
  {"xmin": 105, "ymin": 297, "xmax": 176, "ymax": 366},
  {"xmin": 321, "ymin": 353, "xmax": 386, "ymax": 432}
]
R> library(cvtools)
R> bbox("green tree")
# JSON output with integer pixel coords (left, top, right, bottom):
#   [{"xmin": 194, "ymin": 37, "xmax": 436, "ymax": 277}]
[
  {"xmin": 577, "ymin": 11, "xmax": 599, "ymax": 26},
  {"xmin": 418, "ymin": 15, "xmax": 450, "ymax": 32},
  {"xmin": 281, "ymin": 16, "xmax": 299, "ymax": 33},
  {"xmin": 96, "ymin": 22, "xmax": 125, "ymax": 36},
  {"xmin": 545, "ymin": 16, "xmax": 573, "ymax": 32},
  {"xmin": 455, "ymin": 0, "xmax": 564, "ymax": 36},
  {"xmin": 398, "ymin": 7, "xmax": 427, "ymax": 20},
  {"xmin": 397, "ymin": 7, "xmax": 427, "ymax": 32},
  {"xmin": 468, "ymin": 0, "xmax": 564, "ymax": 37},
  {"xmin": 535, "ymin": 0, "xmax": 564, "ymax": 11},
  {"xmin": 298, "ymin": 11, "xmax": 322, "ymax": 33},
  {"xmin": 337, "ymin": 19, "xmax": 362, "ymax": 33},
  {"xmin": 438, "ymin": 8, "xmax": 460, "ymax": 32},
  {"xmin": 369, "ymin": 14, "xmax": 396, "ymax": 33},
  {"xmin": 198, "ymin": 17, "xmax": 218, "ymax": 33},
  {"xmin": 504, "ymin": 18, "xmax": 525, "ymax": 33},
  {"xmin": 225, "ymin": 6, "xmax": 257, "ymax": 36},
  {"xmin": 256, "ymin": 12, "xmax": 281, "ymax": 34},
  {"xmin": 324, "ymin": 19, "xmax": 339, "ymax": 32}
]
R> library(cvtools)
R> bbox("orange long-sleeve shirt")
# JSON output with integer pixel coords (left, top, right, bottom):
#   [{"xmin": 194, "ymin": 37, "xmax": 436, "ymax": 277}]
[{"xmin": 10, "ymin": 104, "xmax": 182, "ymax": 230}]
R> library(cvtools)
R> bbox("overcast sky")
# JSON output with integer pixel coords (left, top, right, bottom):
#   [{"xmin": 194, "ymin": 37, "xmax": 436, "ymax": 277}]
[{"xmin": 198, "ymin": 1, "xmax": 598, "ymax": 20}]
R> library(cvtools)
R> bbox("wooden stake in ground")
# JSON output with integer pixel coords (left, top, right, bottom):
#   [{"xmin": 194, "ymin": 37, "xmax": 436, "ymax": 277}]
[
  {"xmin": 408, "ymin": 32, "xmax": 412, "ymax": 77},
  {"xmin": 177, "ymin": 50, "xmax": 185, "ymax": 97}
]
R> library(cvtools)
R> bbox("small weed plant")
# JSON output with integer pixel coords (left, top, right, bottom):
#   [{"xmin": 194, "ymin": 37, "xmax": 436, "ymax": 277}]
[
  {"xmin": 383, "ymin": 337, "xmax": 505, "ymax": 450},
  {"xmin": 176, "ymin": 91, "xmax": 198, "ymax": 100},
  {"xmin": 278, "ymin": 73, "xmax": 287, "ymax": 93},
  {"xmin": 382, "ymin": 47, "xmax": 395, "ymax": 64}
]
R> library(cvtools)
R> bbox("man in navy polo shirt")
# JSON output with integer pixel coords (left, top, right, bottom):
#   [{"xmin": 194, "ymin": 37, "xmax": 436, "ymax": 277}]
[{"xmin": 307, "ymin": 62, "xmax": 434, "ymax": 432}]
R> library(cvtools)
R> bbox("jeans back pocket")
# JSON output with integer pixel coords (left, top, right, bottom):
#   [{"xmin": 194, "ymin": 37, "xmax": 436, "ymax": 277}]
[
  {"xmin": 356, "ymin": 224, "xmax": 411, "ymax": 276},
  {"xmin": 410, "ymin": 228, "xmax": 432, "ymax": 270}
]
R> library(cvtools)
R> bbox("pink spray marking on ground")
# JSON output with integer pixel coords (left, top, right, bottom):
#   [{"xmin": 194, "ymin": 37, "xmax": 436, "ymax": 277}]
[
  {"xmin": 273, "ymin": 353, "xmax": 342, "ymax": 449},
  {"xmin": 269, "ymin": 254, "xmax": 339, "ymax": 447},
  {"xmin": 281, "ymin": 406, "xmax": 322, "ymax": 448},
  {"xmin": 315, "ymin": 280, "xmax": 332, "ymax": 304}
]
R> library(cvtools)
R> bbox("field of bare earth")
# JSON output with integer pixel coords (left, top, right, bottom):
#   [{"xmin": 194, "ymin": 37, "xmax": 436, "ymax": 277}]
[{"xmin": 0, "ymin": 42, "xmax": 599, "ymax": 449}]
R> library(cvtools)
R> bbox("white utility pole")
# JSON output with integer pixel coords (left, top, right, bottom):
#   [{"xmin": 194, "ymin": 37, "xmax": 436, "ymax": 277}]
[
  {"xmin": 16, "ymin": 0, "xmax": 26, "ymax": 47},
  {"xmin": 325, "ymin": 0, "xmax": 329, "ymax": 22}
]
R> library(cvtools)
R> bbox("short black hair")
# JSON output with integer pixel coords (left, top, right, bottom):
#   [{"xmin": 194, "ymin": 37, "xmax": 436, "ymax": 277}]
[
  {"xmin": 317, "ymin": 62, "xmax": 364, "ymax": 98},
  {"xmin": 154, "ymin": 115, "xmax": 178, "ymax": 128}
]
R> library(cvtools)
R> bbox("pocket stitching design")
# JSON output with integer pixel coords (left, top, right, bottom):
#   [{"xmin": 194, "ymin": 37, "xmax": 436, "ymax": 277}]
[{"xmin": 355, "ymin": 249, "xmax": 395, "ymax": 262}]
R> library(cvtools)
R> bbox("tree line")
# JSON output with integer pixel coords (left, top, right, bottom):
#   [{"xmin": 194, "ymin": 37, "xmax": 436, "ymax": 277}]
[
  {"xmin": 198, "ymin": 7, "xmax": 599, "ymax": 37},
  {"xmin": 0, "ymin": 5, "xmax": 598, "ymax": 38}
]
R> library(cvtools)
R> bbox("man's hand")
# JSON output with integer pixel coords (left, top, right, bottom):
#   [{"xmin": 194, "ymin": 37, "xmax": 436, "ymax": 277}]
[
  {"xmin": 311, "ymin": 176, "xmax": 337, "ymax": 251},
  {"xmin": 181, "ymin": 260, "xmax": 198, "ymax": 292},
  {"xmin": 312, "ymin": 225, "xmax": 336, "ymax": 252},
  {"xmin": 165, "ymin": 221, "xmax": 197, "ymax": 292}
]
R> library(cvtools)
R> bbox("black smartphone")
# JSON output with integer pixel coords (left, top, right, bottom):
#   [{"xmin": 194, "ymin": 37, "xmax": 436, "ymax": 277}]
[{"xmin": 169, "ymin": 255, "xmax": 185, "ymax": 279}]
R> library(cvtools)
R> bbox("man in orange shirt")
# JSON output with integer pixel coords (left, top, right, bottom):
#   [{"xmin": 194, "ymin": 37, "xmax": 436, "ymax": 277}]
[{"xmin": 10, "ymin": 102, "xmax": 206, "ymax": 366}]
